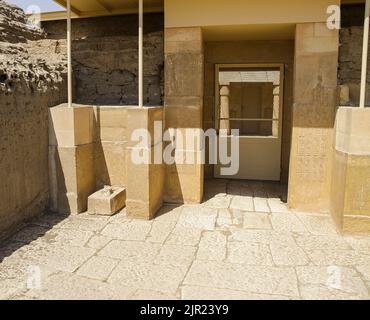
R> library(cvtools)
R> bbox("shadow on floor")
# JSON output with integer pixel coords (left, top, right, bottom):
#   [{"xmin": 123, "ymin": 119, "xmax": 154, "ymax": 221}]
[
  {"xmin": 204, "ymin": 179, "xmax": 288, "ymax": 203},
  {"xmin": 0, "ymin": 212, "xmax": 69, "ymax": 264}
]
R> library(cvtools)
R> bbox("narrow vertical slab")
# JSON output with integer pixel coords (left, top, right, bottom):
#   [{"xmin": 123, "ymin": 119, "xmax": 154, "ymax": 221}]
[
  {"xmin": 164, "ymin": 27, "xmax": 204, "ymax": 204},
  {"xmin": 125, "ymin": 107, "xmax": 164, "ymax": 219},
  {"xmin": 288, "ymin": 23, "xmax": 339, "ymax": 212},
  {"xmin": 49, "ymin": 104, "xmax": 95, "ymax": 214}
]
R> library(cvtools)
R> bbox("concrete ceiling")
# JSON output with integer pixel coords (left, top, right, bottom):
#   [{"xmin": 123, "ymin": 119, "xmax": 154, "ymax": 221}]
[
  {"xmin": 41, "ymin": 0, "xmax": 163, "ymax": 20},
  {"xmin": 203, "ymin": 24, "xmax": 296, "ymax": 42}
]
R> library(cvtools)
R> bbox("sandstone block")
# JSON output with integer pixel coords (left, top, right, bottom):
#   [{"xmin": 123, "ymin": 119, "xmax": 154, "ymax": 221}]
[
  {"xmin": 49, "ymin": 104, "xmax": 94, "ymax": 147},
  {"xmin": 88, "ymin": 186, "xmax": 126, "ymax": 216}
]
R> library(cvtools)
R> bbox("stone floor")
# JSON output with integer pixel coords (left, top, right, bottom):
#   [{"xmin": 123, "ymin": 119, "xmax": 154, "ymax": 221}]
[{"xmin": 1, "ymin": 180, "xmax": 370, "ymax": 300}]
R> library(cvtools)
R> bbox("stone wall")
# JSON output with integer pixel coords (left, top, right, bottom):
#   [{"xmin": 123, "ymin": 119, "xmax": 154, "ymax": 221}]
[
  {"xmin": 288, "ymin": 23, "xmax": 339, "ymax": 212},
  {"xmin": 339, "ymin": 4, "xmax": 367, "ymax": 106},
  {"xmin": 42, "ymin": 14, "xmax": 164, "ymax": 106},
  {"xmin": 0, "ymin": 1, "xmax": 67, "ymax": 239}
]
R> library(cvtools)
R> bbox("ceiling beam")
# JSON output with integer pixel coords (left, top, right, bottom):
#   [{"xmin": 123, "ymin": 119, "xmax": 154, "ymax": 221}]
[
  {"xmin": 53, "ymin": 0, "xmax": 81, "ymax": 16},
  {"xmin": 95, "ymin": 0, "xmax": 112, "ymax": 12}
]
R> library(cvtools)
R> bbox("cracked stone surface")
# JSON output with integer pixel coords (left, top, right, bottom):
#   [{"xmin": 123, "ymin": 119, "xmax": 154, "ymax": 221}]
[{"xmin": 0, "ymin": 180, "xmax": 369, "ymax": 300}]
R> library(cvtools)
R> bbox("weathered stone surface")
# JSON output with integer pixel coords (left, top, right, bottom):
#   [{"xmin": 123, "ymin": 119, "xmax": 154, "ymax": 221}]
[
  {"xmin": 108, "ymin": 260, "xmax": 185, "ymax": 294},
  {"xmin": 166, "ymin": 225, "xmax": 202, "ymax": 246},
  {"xmin": 289, "ymin": 22, "xmax": 339, "ymax": 213},
  {"xmin": 297, "ymin": 266, "xmax": 369, "ymax": 300},
  {"xmin": 230, "ymin": 196, "xmax": 254, "ymax": 212},
  {"xmin": 339, "ymin": 6, "xmax": 370, "ymax": 107},
  {"xmin": 42, "ymin": 13, "xmax": 164, "ymax": 106},
  {"xmin": 270, "ymin": 212, "xmax": 309, "ymax": 233},
  {"xmin": 184, "ymin": 261, "xmax": 300, "ymax": 297},
  {"xmin": 270, "ymin": 240, "xmax": 310, "ymax": 266},
  {"xmin": 227, "ymin": 242, "xmax": 274, "ymax": 266},
  {"xmin": 154, "ymin": 244, "xmax": 197, "ymax": 272},
  {"xmin": 98, "ymin": 240, "xmax": 160, "ymax": 262},
  {"xmin": 181, "ymin": 286, "xmax": 293, "ymax": 300},
  {"xmin": 101, "ymin": 220, "xmax": 152, "ymax": 241},
  {"xmin": 86, "ymin": 235, "xmax": 112, "ymax": 250},
  {"xmin": 1, "ymin": 180, "xmax": 370, "ymax": 300},
  {"xmin": 177, "ymin": 206, "xmax": 217, "ymax": 230},
  {"xmin": 88, "ymin": 187, "xmax": 126, "ymax": 216},
  {"xmin": 27, "ymin": 272, "xmax": 134, "ymax": 300},
  {"xmin": 76, "ymin": 256, "xmax": 119, "ymax": 281},
  {"xmin": 243, "ymin": 211, "xmax": 272, "ymax": 230},
  {"xmin": 197, "ymin": 231, "xmax": 227, "ymax": 261},
  {"xmin": 0, "ymin": 0, "xmax": 67, "ymax": 238}
]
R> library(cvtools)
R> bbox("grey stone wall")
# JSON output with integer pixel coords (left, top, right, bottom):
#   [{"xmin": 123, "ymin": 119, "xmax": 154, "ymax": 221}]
[
  {"xmin": 42, "ymin": 13, "xmax": 164, "ymax": 106},
  {"xmin": 0, "ymin": 0, "xmax": 67, "ymax": 239},
  {"xmin": 339, "ymin": 4, "xmax": 369, "ymax": 106}
]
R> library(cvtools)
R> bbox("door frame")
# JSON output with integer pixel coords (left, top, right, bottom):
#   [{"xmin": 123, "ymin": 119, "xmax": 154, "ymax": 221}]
[{"xmin": 213, "ymin": 63, "xmax": 285, "ymax": 180}]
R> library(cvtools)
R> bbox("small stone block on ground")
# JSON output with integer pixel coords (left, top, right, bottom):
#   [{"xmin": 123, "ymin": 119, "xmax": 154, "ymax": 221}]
[{"xmin": 88, "ymin": 187, "xmax": 126, "ymax": 216}]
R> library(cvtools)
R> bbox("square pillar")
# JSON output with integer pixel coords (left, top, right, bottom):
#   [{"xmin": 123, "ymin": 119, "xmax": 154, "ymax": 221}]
[
  {"xmin": 288, "ymin": 23, "xmax": 339, "ymax": 212},
  {"xmin": 164, "ymin": 27, "xmax": 204, "ymax": 204},
  {"xmin": 331, "ymin": 107, "xmax": 370, "ymax": 234},
  {"xmin": 125, "ymin": 107, "xmax": 164, "ymax": 220},
  {"xmin": 49, "ymin": 104, "xmax": 95, "ymax": 214}
]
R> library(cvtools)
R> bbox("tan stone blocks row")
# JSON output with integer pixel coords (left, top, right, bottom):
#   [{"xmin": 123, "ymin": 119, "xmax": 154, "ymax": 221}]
[
  {"xmin": 165, "ymin": 53, "xmax": 204, "ymax": 97},
  {"xmin": 52, "ymin": 144, "xmax": 95, "ymax": 214},
  {"xmin": 288, "ymin": 23, "xmax": 339, "ymax": 212},
  {"xmin": 49, "ymin": 104, "xmax": 95, "ymax": 214},
  {"xmin": 335, "ymin": 107, "xmax": 370, "ymax": 155},
  {"xmin": 125, "ymin": 107, "xmax": 165, "ymax": 220},
  {"xmin": 94, "ymin": 141, "xmax": 127, "ymax": 188},
  {"xmin": 295, "ymin": 23, "xmax": 339, "ymax": 55},
  {"xmin": 165, "ymin": 27, "xmax": 203, "ymax": 54},
  {"xmin": 164, "ymin": 162, "xmax": 204, "ymax": 204},
  {"xmin": 331, "ymin": 152, "xmax": 370, "ymax": 234},
  {"xmin": 331, "ymin": 108, "xmax": 370, "ymax": 234},
  {"xmin": 126, "ymin": 106, "xmax": 164, "ymax": 148},
  {"xmin": 49, "ymin": 104, "xmax": 94, "ymax": 147},
  {"xmin": 165, "ymin": 98, "xmax": 203, "ymax": 129},
  {"xmin": 164, "ymin": 27, "xmax": 204, "ymax": 204}
]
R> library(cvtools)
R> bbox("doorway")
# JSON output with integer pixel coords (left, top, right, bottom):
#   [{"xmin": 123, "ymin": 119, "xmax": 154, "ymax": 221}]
[{"xmin": 214, "ymin": 64, "xmax": 284, "ymax": 181}]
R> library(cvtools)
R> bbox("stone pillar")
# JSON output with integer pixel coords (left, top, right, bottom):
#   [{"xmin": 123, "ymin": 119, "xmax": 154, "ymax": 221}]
[
  {"xmin": 125, "ymin": 107, "xmax": 164, "ymax": 220},
  {"xmin": 331, "ymin": 107, "xmax": 370, "ymax": 234},
  {"xmin": 164, "ymin": 27, "xmax": 204, "ymax": 204},
  {"xmin": 219, "ymin": 85, "xmax": 230, "ymax": 134},
  {"xmin": 49, "ymin": 104, "xmax": 95, "ymax": 214},
  {"xmin": 288, "ymin": 23, "xmax": 339, "ymax": 212}
]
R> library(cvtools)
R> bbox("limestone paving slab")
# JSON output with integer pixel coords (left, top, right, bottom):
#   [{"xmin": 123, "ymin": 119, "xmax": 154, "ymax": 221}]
[
  {"xmin": 101, "ymin": 220, "xmax": 152, "ymax": 241},
  {"xmin": 230, "ymin": 196, "xmax": 254, "ymax": 212},
  {"xmin": 270, "ymin": 212, "xmax": 309, "ymax": 234},
  {"xmin": 1, "ymin": 180, "xmax": 370, "ymax": 300},
  {"xmin": 108, "ymin": 260, "xmax": 186, "ymax": 294},
  {"xmin": 227, "ymin": 241, "xmax": 274, "ymax": 266},
  {"xmin": 242, "ymin": 211, "xmax": 272, "ymax": 230},
  {"xmin": 197, "ymin": 231, "xmax": 227, "ymax": 262},
  {"xmin": 76, "ymin": 256, "xmax": 119, "ymax": 281},
  {"xmin": 184, "ymin": 261, "xmax": 300, "ymax": 297},
  {"xmin": 98, "ymin": 240, "xmax": 161, "ymax": 262},
  {"xmin": 296, "ymin": 266, "xmax": 369, "ymax": 300},
  {"xmin": 181, "ymin": 286, "xmax": 294, "ymax": 300}
]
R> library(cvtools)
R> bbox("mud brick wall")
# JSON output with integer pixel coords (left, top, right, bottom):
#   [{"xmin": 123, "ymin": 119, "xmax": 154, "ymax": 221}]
[
  {"xmin": 42, "ymin": 13, "xmax": 164, "ymax": 106},
  {"xmin": 0, "ymin": 0, "xmax": 67, "ymax": 239},
  {"xmin": 339, "ymin": 4, "xmax": 368, "ymax": 106}
]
